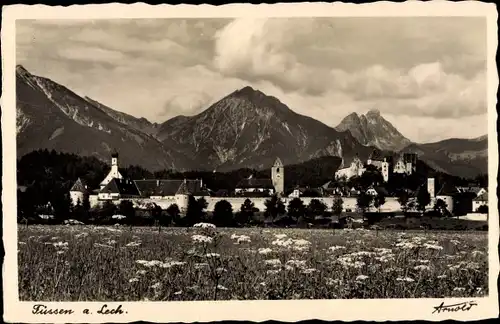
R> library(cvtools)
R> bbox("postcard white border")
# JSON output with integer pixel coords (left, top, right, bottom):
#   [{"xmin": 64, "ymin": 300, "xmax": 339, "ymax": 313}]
[{"xmin": 2, "ymin": 1, "xmax": 499, "ymax": 323}]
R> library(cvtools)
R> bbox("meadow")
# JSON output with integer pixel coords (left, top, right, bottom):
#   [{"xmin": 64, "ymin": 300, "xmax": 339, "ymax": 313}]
[{"xmin": 18, "ymin": 224, "xmax": 488, "ymax": 301}]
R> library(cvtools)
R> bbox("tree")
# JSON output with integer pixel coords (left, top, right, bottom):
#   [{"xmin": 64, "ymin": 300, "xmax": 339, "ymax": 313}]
[
  {"xmin": 476, "ymin": 205, "xmax": 488, "ymax": 214},
  {"xmin": 148, "ymin": 203, "xmax": 164, "ymax": 231},
  {"xmin": 166, "ymin": 204, "xmax": 181, "ymax": 225},
  {"xmin": 397, "ymin": 190, "xmax": 410, "ymax": 215},
  {"xmin": 308, "ymin": 199, "xmax": 327, "ymax": 218},
  {"xmin": 264, "ymin": 195, "xmax": 286, "ymax": 220},
  {"xmin": 356, "ymin": 192, "xmax": 373, "ymax": 220},
  {"xmin": 119, "ymin": 200, "xmax": 136, "ymax": 227},
  {"xmin": 373, "ymin": 194, "xmax": 386, "ymax": 213},
  {"xmin": 51, "ymin": 191, "xmax": 72, "ymax": 222},
  {"xmin": 434, "ymin": 198, "xmax": 450, "ymax": 217},
  {"xmin": 358, "ymin": 165, "xmax": 383, "ymax": 190},
  {"xmin": 99, "ymin": 200, "xmax": 117, "ymax": 218},
  {"xmin": 17, "ymin": 188, "xmax": 36, "ymax": 223},
  {"xmin": 238, "ymin": 199, "xmax": 258, "ymax": 226},
  {"xmin": 416, "ymin": 187, "xmax": 431, "ymax": 215},
  {"xmin": 213, "ymin": 199, "xmax": 234, "ymax": 227},
  {"xmin": 71, "ymin": 198, "xmax": 85, "ymax": 221},
  {"xmin": 287, "ymin": 197, "xmax": 306, "ymax": 220},
  {"xmin": 331, "ymin": 196, "xmax": 343, "ymax": 216},
  {"xmin": 185, "ymin": 195, "xmax": 203, "ymax": 226},
  {"xmin": 197, "ymin": 197, "xmax": 208, "ymax": 211},
  {"xmin": 82, "ymin": 194, "xmax": 91, "ymax": 214}
]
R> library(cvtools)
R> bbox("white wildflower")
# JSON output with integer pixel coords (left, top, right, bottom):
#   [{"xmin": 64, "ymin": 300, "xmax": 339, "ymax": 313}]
[
  {"xmin": 266, "ymin": 269, "xmax": 281, "ymax": 275},
  {"xmin": 94, "ymin": 243, "xmax": 113, "ymax": 248},
  {"xmin": 302, "ymin": 268, "xmax": 317, "ymax": 274},
  {"xmin": 174, "ymin": 290, "xmax": 183, "ymax": 295},
  {"xmin": 194, "ymin": 263, "xmax": 209, "ymax": 269},
  {"xmin": 423, "ymin": 243, "xmax": 443, "ymax": 250},
  {"xmin": 326, "ymin": 278, "xmax": 342, "ymax": 286},
  {"xmin": 205, "ymin": 253, "xmax": 220, "ymax": 258},
  {"xmin": 129, "ymin": 277, "xmax": 140, "ymax": 283},
  {"xmin": 328, "ymin": 245, "xmax": 346, "ymax": 252},
  {"xmin": 192, "ymin": 235, "xmax": 213, "ymax": 244},
  {"xmin": 293, "ymin": 239, "xmax": 311, "ymax": 246},
  {"xmin": 414, "ymin": 265, "xmax": 431, "ymax": 271},
  {"xmin": 396, "ymin": 277, "xmax": 415, "ymax": 282},
  {"xmin": 264, "ymin": 259, "xmax": 282, "ymax": 267},
  {"xmin": 395, "ymin": 242, "xmax": 417, "ymax": 249},
  {"xmin": 193, "ymin": 222, "xmax": 216, "ymax": 229},
  {"xmin": 161, "ymin": 261, "xmax": 186, "ymax": 268},
  {"xmin": 237, "ymin": 236, "xmax": 251, "ymax": 244},
  {"xmin": 356, "ymin": 275, "xmax": 369, "ymax": 281},
  {"xmin": 125, "ymin": 242, "xmax": 141, "ymax": 247},
  {"xmin": 216, "ymin": 284, "xmax": 228, "ymax": 290},
  {"xmin": 258, "ymin": 248, "xmax": 273, "ymax": 255},
  {"xmin": 150, "ymin": 282, "xmax": 162, "ymax": 289},
  {"xmin": 374, "ymin": 248, "xmax": 393, "ymax": 255},
  {"xmin": 286, "ymin": 259, "xmax": 307, "ymax": 268},
  {"xmin": 274, "ymin": 234, "xmax": 287, "ymax": 239},
  {"xmin": 52, "ymin": 242, "xmax": 69, "ymax": 248}
]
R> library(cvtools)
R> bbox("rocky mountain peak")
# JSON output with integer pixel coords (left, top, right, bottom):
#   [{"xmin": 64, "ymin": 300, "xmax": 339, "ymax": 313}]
[
  {"xmin": 366, "ymin": 109, "xmax": 381, "ymax": 118},
  {"xmin": 16, "ymin": 65, "xmax": 32, "ymax": 80},
  {"xmin": 335, "ymin": 109, "xmax": 411, "ymax": 151}
]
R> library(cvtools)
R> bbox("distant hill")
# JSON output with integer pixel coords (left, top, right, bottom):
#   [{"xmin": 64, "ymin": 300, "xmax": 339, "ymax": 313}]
[{"xmin": 401, "ymin": 135, "xmax": 487, "ymax": 179}]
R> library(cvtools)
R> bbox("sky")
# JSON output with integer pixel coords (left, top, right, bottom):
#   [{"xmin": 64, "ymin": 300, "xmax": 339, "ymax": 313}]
[{"xmin": 16, "ymin": 17, "xmax": 488, "ymax": 143}]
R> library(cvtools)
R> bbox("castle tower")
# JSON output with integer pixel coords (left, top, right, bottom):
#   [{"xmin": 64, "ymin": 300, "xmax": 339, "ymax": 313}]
[
  {"xmin": 271, "ymin": 157, "xmax": 284, "ymax": 196},
  {"xmin": 69, "ymin": 178, "xmax": 88, "ymax": 206},
  {"xmin": 427, "ymin": 177, "xmax": 435, "ymax": 198}
]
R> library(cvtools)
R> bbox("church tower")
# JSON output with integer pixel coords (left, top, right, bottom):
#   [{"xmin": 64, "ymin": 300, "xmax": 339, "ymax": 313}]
[
  {"xmin": 100, "ymin": 151, "xmax": 123, "ymax": 190},
  {"xmin": 271, "ymin": 157, "xmax": 284, "ymax": 196}
]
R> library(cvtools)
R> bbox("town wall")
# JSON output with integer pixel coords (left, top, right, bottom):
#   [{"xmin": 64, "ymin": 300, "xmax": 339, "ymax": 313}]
[
  {"xmin": 196, "ymin": 196, "xmax": 403, "ymax": 213},
  {"xmin": 91, "ymin": 195, "xmax": 447, "ymax": 214}
]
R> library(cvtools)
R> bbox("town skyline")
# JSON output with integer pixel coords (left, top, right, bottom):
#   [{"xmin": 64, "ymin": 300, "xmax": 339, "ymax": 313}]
[{"xmin": 16, "ymin": 17, "xmax": 487, "ymax": 143}]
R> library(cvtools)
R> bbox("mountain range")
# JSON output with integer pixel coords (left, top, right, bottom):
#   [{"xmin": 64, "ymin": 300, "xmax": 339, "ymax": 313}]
[{"xmin": 15, "ymin": 65, "xmax": 488, "ymax": 178}]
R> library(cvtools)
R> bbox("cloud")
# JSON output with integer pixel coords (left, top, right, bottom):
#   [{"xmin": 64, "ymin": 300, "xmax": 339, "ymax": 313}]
[
  {"xmin": 57, "ymin": 46, "xmax": 127, "ymax": 63},
  {"xmin": 16, "ymin": 17, "xmax": 488, "ymax": 143}
]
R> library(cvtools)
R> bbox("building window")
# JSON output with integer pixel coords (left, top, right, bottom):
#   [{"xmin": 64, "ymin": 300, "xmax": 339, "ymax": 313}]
[{"xmin": 276, "ymin": 168, "xmax": 280, "ymax": 173}]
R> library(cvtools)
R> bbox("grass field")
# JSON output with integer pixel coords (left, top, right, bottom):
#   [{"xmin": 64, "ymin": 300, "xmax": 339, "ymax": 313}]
[{"xmin": 18, "ymin": 224, "xmax": 488, "ymax": 301}]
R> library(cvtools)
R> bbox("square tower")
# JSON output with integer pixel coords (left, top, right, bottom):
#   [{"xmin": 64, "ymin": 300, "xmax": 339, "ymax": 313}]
[{"xmin": 271, "ymin": 157, "xmax": 284, "ymax": 196}]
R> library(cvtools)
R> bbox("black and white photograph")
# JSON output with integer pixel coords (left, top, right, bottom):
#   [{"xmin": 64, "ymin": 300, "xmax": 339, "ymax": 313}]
[{"xmin": 2, "ymin": 2, "xmax": 499, "ymax": 322}]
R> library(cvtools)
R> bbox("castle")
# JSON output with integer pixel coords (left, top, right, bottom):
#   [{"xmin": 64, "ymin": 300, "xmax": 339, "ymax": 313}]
[{"xmin": 335, "ymin": 151, "xmax": 418, "ymax": 182}]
